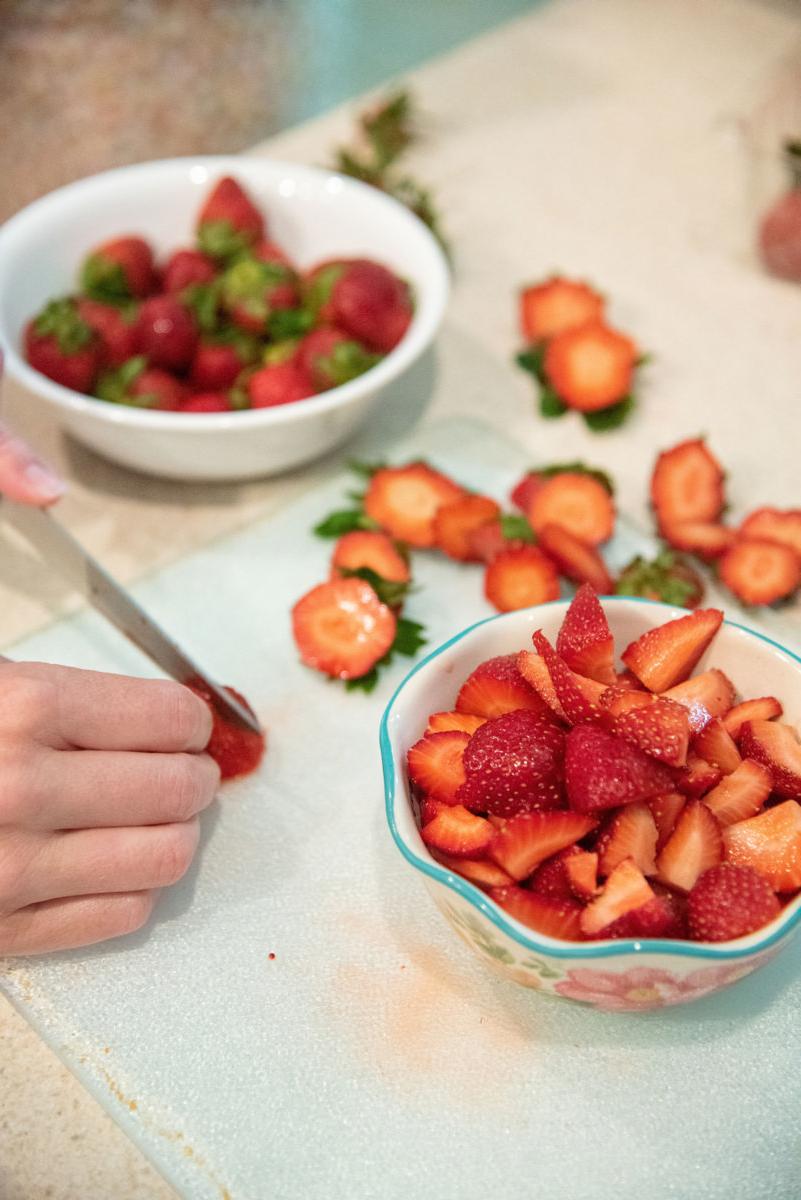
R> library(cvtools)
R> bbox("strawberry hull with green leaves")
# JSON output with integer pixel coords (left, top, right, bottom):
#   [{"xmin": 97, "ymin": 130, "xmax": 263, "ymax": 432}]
[{"xmin": 407, "ymin": 586, "xmax": 801, "ymax": 944}]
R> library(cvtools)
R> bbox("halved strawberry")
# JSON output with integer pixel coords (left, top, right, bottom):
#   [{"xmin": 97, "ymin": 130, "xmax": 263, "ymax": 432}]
[
  {"xmin": 719, "ymin": 538, "xmax": 801, "ymax": 606},
  {"xmin": 663, "ymin": 669, "xmax": 736, "ymax": 728},
  {"xmin": 692, "ymin": 718, "xmax": 741, "ymax": 774},
  {"xmin": 517, "ymin": 650, "xmax": 569, "ymax": 722},
  {"xmin": 621, "ymin": 608, "xmax": 723, "ymax": 692},
  {"xmin": 650, "ymin": 438, "xmax": 725, "ymax": 528},
  {"xmin": 580, "ymin": 859, "xmax": 655, "ymax": 937},
  {"xmin": 588, "ymin": 892, "xmax": 686, "ymax": 940},
  {"xmin": 565, "ymin": 724, "xmax": 674, "ymax": 813},
  {"xmin": 676, "ymin": 753, "xmax": 723, "ymax": 798},
  {"xmin": 543, "ymin": 322, "xmax": 637, "ymax": 413},
  {"xmin": 292, "ymin": 577, "xmax": 396, "ymax": 680},
  {"xmin": 433, "ymin": 494, "xmax": 501, "ymax": 561},
  {"xmin": 532, "ymin": 631, "xmax": 606, "ymax": 725},
  {"xmin": 600, "ymin": 686, "xmax": 654, "ymax": 716},
  {"xmin": 407, "ymin": 731, "xmax": 470, "ymax": 804},
  {"xmin": 739, "ymin": 507, "xmax": 801, "ymax": 558},
  {"xmin": 484, "ymin": 545, "xmax": 560, "ymax": 612},
  {"xmin": 555, "ymin": 583, "xmax": 616, "ymax": 684},
  {"xmin": 530, "ymin": 846, "xmax": 581, "ymax": 898},
  {"xmin": 648, "ymin": 792, "xmax": 686, "ymax": 849},
  {"xmin": 421, "ymin": 805, "xmax": 494, "ymax": 857},
  {"xmin": 427, "ymin": 711, "xmax": 487, "ymax": 736},
  {"xmin": 527, "ymin": 473, "xmax": 615, "ymax": 546},
  {"xmin": 656, "ymin": 801, "xmax": 723, "ymax": 892},
  {"xmin": 489, "ymin": 810, "xmax": 596, "ymax": 880},
  {"xmin": 459, "ymin": 710, "xmax": 566, "ymax": 817},
  {"xmin": 723, "ymin": 800, "xmax": 801, "ymax": 891},
  {"xmin": 490, "ymin": 886, "xmax": 584, "ymax": 941},
  {"xmin": 597, "ymin": 802, "xmax": 658, "ymax": 877},
  {"xmin": 537, "ymin": 524, "xmax": 614, "ymax": 594},
  {"xmin": 702, "ymin": 759, "xmax": 772, "ymax": 827},
  {"xmin": 330, "ymin": 530, "xmax": 410, "ymax": 584},
  {"xmin": 565, "ymin": 850, "xmax": 599, "ymax": 900},
  {"xmin": 739, "ymin": 720, "xmax": 801, "ymax": 798},
  {"xmin": 723, "ymin": 697, "xmax": 783, "ymax": 741},
  {"xmin": 510, "ymin": 473, "xmax": 544, "ymax": 514},
  {"xmin": 660, "ymin": 521, "xmax": 736, "ymax": 561},
  {"xmin": 611, "ymin": 697, "xmax": 690, "ymax": 768},
  {"xmin": 431, "ymin": 852, "xmax": 513, "ymax": 889},
  {"xmin": 687, "ymin": 864, "xmax": 780, "ymax": 942},
  {"xmin": 519, "ymin": 276, "xmax": 605, "ymax": 343},
  {"xmin": 456, "ymin": 654, "xmax": 553, "ymax": 720},
  {"xmin": 363, "ymin": 463, "xmax": 465, "ymax": 547}
]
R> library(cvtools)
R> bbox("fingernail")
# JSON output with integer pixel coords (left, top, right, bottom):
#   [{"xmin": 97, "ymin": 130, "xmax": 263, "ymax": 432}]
[{"xmin": 23, "ymin": 461, "xmax": 66, "ymax": 501}]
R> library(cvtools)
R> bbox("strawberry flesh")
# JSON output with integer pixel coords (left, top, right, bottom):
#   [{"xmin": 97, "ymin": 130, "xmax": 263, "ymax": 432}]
[
  {"xmin": 739, "ymin": 720, "xmax": 801, "ymax": 798},
  {"xmin": 621, "ymin": 608, "xmax": 723, "ymax": 692},
  {"xmin": 556, "ymin": 583, "xmax": 616, "ymax": 684},
  {"xmin": 456, "ymin": 654, "xmax": 554, "ymax": 720},
  {"xmin": 489, "ymin": 810, "xmax": 596, "ymax": 880},
  {"xmin": 490, "ymin": 886, "xmax": 584, "ymax": 941},
  {"xmin": 564, "ymin": 724, "xmax": 674, "ymax": 813}
]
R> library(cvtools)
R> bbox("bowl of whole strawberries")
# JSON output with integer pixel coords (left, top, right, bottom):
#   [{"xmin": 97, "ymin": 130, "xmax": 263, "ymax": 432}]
[
  {"xmin": 381, "ymin": 587, "xmax": 801, "ymax": 1011},
  {"xmin": 0, "ymin": 156, "xmax": 448, "ymax": 481}
]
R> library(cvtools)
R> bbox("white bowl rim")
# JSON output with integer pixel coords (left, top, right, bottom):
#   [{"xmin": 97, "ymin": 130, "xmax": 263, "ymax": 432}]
[
  {"xmin": 0, "ymin": 154, "xmax": 450, "ymax": 432},
  {"xmin": 380, "ymin": 595, "xmax": 801, "ymax": 961}
]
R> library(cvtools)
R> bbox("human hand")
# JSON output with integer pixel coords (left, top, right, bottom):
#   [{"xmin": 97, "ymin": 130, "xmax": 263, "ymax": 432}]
[
  {"xmin": 0, "ymin": 661, "xmax": 220, "ymax": 955},
  {"xmin": 0, "ymin": 420, "xmax": 65, "ymax": 506}
]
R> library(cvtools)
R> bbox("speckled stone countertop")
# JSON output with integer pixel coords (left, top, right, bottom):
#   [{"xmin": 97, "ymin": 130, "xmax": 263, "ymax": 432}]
[{"xmin": 2, "ymin": 0, "xmax": 801, "ymax": 1196}]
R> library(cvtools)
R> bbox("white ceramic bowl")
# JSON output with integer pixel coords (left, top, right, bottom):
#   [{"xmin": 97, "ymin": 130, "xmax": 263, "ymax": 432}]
[
  {"xmin": 381, "ymin": 598, "xmax": 801, "ymax": 1011},
  {"xmin": 0, "ymin": 156, "xmax": 449, "ymax": 481}
]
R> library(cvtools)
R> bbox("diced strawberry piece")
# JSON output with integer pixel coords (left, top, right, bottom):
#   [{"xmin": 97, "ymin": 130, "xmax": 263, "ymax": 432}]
[
  {"xmin": 580, "ymin": 859, "xmax": 655, "ymax": 937},
  {"xmin": 676, "ymin": 753, "xmax": 723, "ymax": 798},
  {"xmin": 650, "ymin": 438, "xmax": 725, "ymax": 528},
  {"xmin": 739, "ymin": 508, "xmax": 801, "ymax": 558},
  {"xmin": 432, "ymin": 494, "xmax": 501, "ymax": 561},
  {"xmin": 291, "ymin": 577, "xmax": 396, "ymax": 680},
  {"xmin": 407, "ymin": 731, "xmax": 470, "ymax": 804},
  {"xmin": 162, "ymin": 248, "xmax": 217, "ymax": 293},
  {"xmin": 532, "ymin": 631, "xmax": 606, "ymax": 725},
  {"xmin": 543, "ymin": 322, "xmax": 637, "ymax": 413},
  {"xmin": 723, "ymin": 697, "xmax": 783, "ymax": 741},
  {"xmin": 363, "ymin": 463, "xmax": 465, "ymax": 548},
  {"xmin": 656, "ymin": 801, "xmax": 723, "ymax": 892},
  {"xmin": 739, "ymin": 720, "xmax": 801, "ymax": 798},
  {"xmin": 488, "ymin": 810, "xmax": 596, "ymax": 880},
  {"xmin": 687, "ymin": 864, "xmax": 780, "ymax": 942},
  {"xmin": 663, "ymin": 669, "xmax": 735, "ymax": 729},
  {"xmin": 565, "ymin": 725, "xmax": 674, "ymax": 813},
  {"xmin": 723, "ymin": 800, "xmax": 801, "ymax": 892},
  {"xmin": 517, "ymin": 650, "xmax": 568, "ymax": 722},
  {"xmin": 81, "ymin": 235, "xmax": 156, "ymax": 300},
  {"xmin": 566, "ymin": 850, "xmax": 599, "ymax": 900},
  {"xmin": 509, "ymin": 473, "xmax": 544, "ymax": 514},
  {"xmin": 421, "ymin": 805, "xmax": 494, "ymax": 858},
  {"xmin": 530, "ymin": 846, "xmax": 582, "ymax": 899},
  {"xmin": 427, "ymin": 711, "xmax": 486, "ymax": 736},
  {"xmin": 537, "ymin": 524, "xmax": 614, "ymax": 594},
  {"xmin": 527, "ymin": 473, "xmax": 615, "ymax": 546},
  {"xmin": 621, "ymin": 608, "xmax": 723, "ymax": 692},
  {"xmin": 431, "ymin": 852, "xmax": 513, "ymax": 890},
  {"xmin": 597, "ymin": 802, "xmax": 659, "ymax": 877},
  {"xmin": 484, "ymin": 546, "xmax": 560, "ymax": 612},
  {"xmin": 197, "ymin": 176, "xmax": 265, "ymax": 258},
  {"xmin": 660, "ymin": 521, "xmax": 736, "ymax": 561},
  {"xmin": 648, "ymin": 792, "xmax": 686, "ymax": 849},
  {"xmin": 719, "ymin": 538, "xmax": 801, "ymax": 606},
  {"xmin": 611, "ymin": 697, "xmax": 690, "ymax": 768},
  {"xmin": 459, "ymin": 710, "xmax": 566, "ymax": 817},
  {"xmin": 556, "ymin": 583, "xmax": 616, "ymax": 684},
  {"xmin": 600, "ymin": 686, "xmax": 654, "ymax": 716},
  {"xmin": 330, "ymin": 530, "xmax": 410, "ymax": 584},
  {"xmin": 519, "ymin": 276, "xmax": 605, "ymax": 343},
  {"xmin": 490, "ymin": 886, "xmax": 584, "ymax": 941},
  {"xmin": 692, "ymin": 718, "xmax": 742, "ymax": 774},
  {"xmin": 703, "ymin": 759, "xmax": 772, "ymax": 827},
  {"xmin": 456, "ymin": 654, "xmax": 553, "ymax": 720}
]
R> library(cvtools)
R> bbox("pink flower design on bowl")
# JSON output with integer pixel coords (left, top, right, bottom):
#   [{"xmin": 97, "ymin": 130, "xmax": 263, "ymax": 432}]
[{"xmin": 554, "ymin": 962, "xmax": 756, "ymax": 1011}]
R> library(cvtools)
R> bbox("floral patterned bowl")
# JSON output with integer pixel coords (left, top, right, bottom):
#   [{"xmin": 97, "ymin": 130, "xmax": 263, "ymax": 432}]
[{"xmin": 380, "ymin": 598, "xmax": 801, "ymax": 1011}]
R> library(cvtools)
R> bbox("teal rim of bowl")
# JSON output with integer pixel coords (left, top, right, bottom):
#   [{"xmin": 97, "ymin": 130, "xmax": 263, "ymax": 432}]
[{"xmin": 380, "ymin": 596, "xmax": 801, "ymax": 961}]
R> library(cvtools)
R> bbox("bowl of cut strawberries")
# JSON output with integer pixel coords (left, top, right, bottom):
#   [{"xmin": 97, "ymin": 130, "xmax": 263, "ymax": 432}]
[
  {"xmin": 0, "ymin": 156, "xmax": 448, "ymax": 480},
  {"xmin": 381, "ymin": 587, "xmax": 801, "ymax": 1010}
]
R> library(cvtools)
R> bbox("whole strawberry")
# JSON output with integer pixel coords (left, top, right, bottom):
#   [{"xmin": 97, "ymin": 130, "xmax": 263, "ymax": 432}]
[
  {"xmin": 181, "ymin": 392, "xmax": 232, "ymax": 413},
  {"xmin": 687, "ymin": 864, "xmax": 780, "ymax": 942},
  {"xmin": 247, "ymin": 361, "xmax": 316, "ymax": 408},
  {"xmin": 457, "ymin": 709, "xmax": 566, "ymax": 817},
  {"xmin": 76, "ymin": 298, "xmax": 138, "ymax": 368},
  {"xmin": 134, "ymin": 295, "xmax": 198, "ymax": 371},
  {"xmin": 24, "ymin": 298, "xmax": 101, "ymax": 392},
  {"xmin": 162, "ymin": 248, "xmax": 217, "ymax": 293},
  {"xmin": 296, "ymin": 326, "xmax": 380, "ymax": 390},
  {"xmin": 81, "ymin": 235, "xmax": 156, "ymax": 301},
  {"xmin": 306, "ymin": 258, "xmax": 413, "ymax": 352},
  {"xmin": 220, "ymin": 258, "xmax": 299, "ymax": 335},
  {"xmin": 96, "ymin": 356, "xmax": 187, "ymax": 410},
  {"xmin": 196, "ymin": 176, "xmax": 265, "ymax": 261},
  {"xmin": 190, "ymin": 332, "xmax": 260, "ymax": 391}
]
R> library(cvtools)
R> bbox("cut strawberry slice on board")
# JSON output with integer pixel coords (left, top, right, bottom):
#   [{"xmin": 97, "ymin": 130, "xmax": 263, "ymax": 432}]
[
  {"xmin": 330, "ymin": 530, "xmax": 410, "ymax": 584},
  {"xmin": 739, "ymin": 720, "xmax": 801, "ymax": 798},
  {"xmin": 660, "ymin": 521, "xmax": 736, "ymax": 561},
  {"xmin": 292, "ymin": 577, "xmax": 396, "ymax": 680},
  {"xmin": 542, "ymin": 322, "xmax": 637, "ymax": 414},
  {"xmin": 565, "ymin": 724, "xmax": 674, "ymax": 813},
  {"xmin": 490, "ymin": 885, "xmax": 584, "ymax": 941},
  {"xmin": 363, "ymin": 463, "xmax": 466, "ymax": 547},
  {"xmin": 527, "ymin": 472, "xmax": 615, "ymax": 546},
  {"xmin": 556, "ymin": 583, "xmax": 616, "ymax": 684},
  {"xmin": 456, "ymin": 654, "xmax": 553, "ymax": 720},
  {"xmin": 407, "ymin": 731, "xmax": 470, "ymax": 804},
  {"xmin": 433, "ymin": 494, "xmax": 501, "ymax": 561},
  {"xmin": 719, "ymin": 538, "xmax": 801, "ymax": 606},
  {"xmin": 656, "ymin": 801, "xmax": 723, "ymax": 892},
  {"xmin": 738, "ymin": 507, "xmax": 801, "ymax": 558},
  {"xmin": 702, "ymin": 759, "xmax": 772, "ymax": 827},
  {"xmin": 519, "ymin": 276, "xmax": 605, "ymax": 343},
  {"xmin": 722, "ymin": 800, "xmax": 801, "ymax": 892},
  {"xmin": 484, "ymin": 545, "xmax": 560, "ymax": 612},
  {"xmin": 537, "ymin": 524, "xmax": 614, "ymax": 594},
  {"xmin": 651, "ymin": 438, "xmax": 725, "ymax": 528},
  {"xmin": 580, "ymin": 859, "xmax": 655, "ymax": 937},
  {"xmin": 621, "ymin": 608, "xmax": 723, "ymax": 692},
  {"xmin": 489, "ymin": 810, "xmax": 597, "ymax": 880},
  {"xmin": 420, "ymin": 804, "xmax": 495, "ymax": 858}
]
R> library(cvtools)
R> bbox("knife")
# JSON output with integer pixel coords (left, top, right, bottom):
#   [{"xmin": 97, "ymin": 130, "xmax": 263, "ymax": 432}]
[{"xmin": 1, "ymin": 499, "xmax": 262, "ymax": 734}]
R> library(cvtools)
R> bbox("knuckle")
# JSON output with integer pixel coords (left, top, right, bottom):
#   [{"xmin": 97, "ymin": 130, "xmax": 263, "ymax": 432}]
[
  {"xmin": 153, "ymin": 821, "xmax": 198, "ymax": 886},
  {"xmin": 0, "ymin": 670, "xmax": 57, "ymax": 739},
  {"xmin": 0, "ymin": 750, "xmax": 37, "ymax": 825}
]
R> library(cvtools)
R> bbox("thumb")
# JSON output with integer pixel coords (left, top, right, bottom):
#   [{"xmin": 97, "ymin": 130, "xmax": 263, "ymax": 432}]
[{"xmin": 0, "ymin": 422, "xmax": 66, "ymax": 506}]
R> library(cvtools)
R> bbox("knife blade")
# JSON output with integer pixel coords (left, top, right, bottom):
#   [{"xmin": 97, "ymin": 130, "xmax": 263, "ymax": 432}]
[{"xmin": 1, "ymin": 500, "xmax": 262, "ymax": 735}]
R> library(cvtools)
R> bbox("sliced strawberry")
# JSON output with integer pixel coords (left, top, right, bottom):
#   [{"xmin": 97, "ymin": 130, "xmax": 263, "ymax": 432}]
[
  {"xmin": 588, "ymin": 891, "xmax": 686, "ymax": 940},
  {"xmin": 517, "ymin": 650, "xmax": 568, "ymax": 722},
  {"xmin": 433, "ymin": 494, "xmax": 501, "ymax": 561},
  {"xmin": 565, "ymin": 725, "xmax": 674, "ymax": 813},
  {"xmin": 556, "ymin": 583, "xmax": 616, "ymax": 684},
  {"xmin": 580, "ymin": 859, "xmax": 655, "ymax": 937},
  {"xmin": 509, "ymin": 473, "xmax": 544, "ymax": 514},
  {"xmin": 692, "ymin": 718, "xmax": 741, "ymax": 774},
  {"xmin": 543, "ymin": 321, "xmax": 637, "ymax": 413},
  {"xmin": 650, "ymin": 438, "xmax": 725, "ymax": 528},
  {"xmin": 407, "ymin": 731, "xmax": 470, "ymax": 804},
  {"xmin": 611, "ymin": 697, "xmax": 690, "ymax": 768},
  {"xmin": 363, "ymin": 463, "xmax": 465, "ymax": 548},
  {"xmin": 621, "ymin": 608, "xmax": 723, "ymax": 692},
  {"xmin": 597, "ymin": 802, "xmax": 659, "ymax": 877},
  {"xmin": 419, "ymin": 796, "xmax": 444, "ymax": 826},
  {"xmin": 739, "ymin": 720, "xmax": 801, "ymax": 798},
  {"xmin": 527, "ymin": 473, "xmax": 615, "ymax": 546},
  {"xmin": 519, "ymin": 276, "xmax": 605, "ymax": 343},
  {"xmin": 663, "ymin": 669, "xmax": 736, "ymax": 729},
  {"xmin": 490, "ymin": 886, "xmax": 584, "ymax": 941},
  {"xmin": 532, "ymin": 631, "xmax": 606, "ymax": 725},
  {"xmin": 431, "ymin": 852, "xmax": 513, "ymax": 889},
  {"xmin": 719, "ymin": 538, "xmax": 801, "ymax": 606},
  {"xmin": 739, "ymin": 507, "xmax": 801, "ymax": 558},
  {"xmin": 484, "ymin": 545, "xmax": 560, "ymax": 612},
  {"xmin": 291, "ymin": 577, "xmax": 396, "ymax": 680},
  {"xmin": 458, "ymin": 710, "xmax": 566, "ymax": 817},
  {"xmin": 427, "ymin": 711, "xmax": 487, "ymax": 736},
  {"xmin": 421, "ymin": 805, "xmax": 494, "ymax": 858},
  {"xmin": 723, "ymin": 697, "xmax": 783, "ymax": 741},
  {"xmin": 687, "ymin": 864, "xmax": 780, "ymax": 942},
  {"xmin": 723, "ymin": 800, "xmax": 801, "ymax": 892},
  {"xmin": 656, "ymin": 801, "xmax": 723, "ymax": 892},
  {"xmin": 530, "ymin": 846, "xmax": 581, "ymax": 899},
  {"xmin": 703, "ymin": 759, "xmax": 772, "ymax": 827},
  {"xmin": 330, "ymin": 530, "xmax": 410, "ymax": 584},
  {"xmin": 538, "ymin": 524, "xmax": 614, "ymax": 594},
  {"xmin": 456, "ymin": 654, "xmax": 553, "ymax": 720},
  {"xmin": 648, "ymin": 792, "xmax": 686, "ymax": 849},
  {"xmin": 566, "ymin": 850, "xmax": 599, "ymax": 900},
  {"xmin": 676, "ymin": 753, "xmax": 723, "ymax": 798},
  {"xmin": 660, "ymin": 521, "xmax": 736, "ymax": 561},
  {"xmin": 466, "ymin": 520, "xmax": 511, "ymax": 564},
  {"xmin": 600, "ymin": 686, "xmax": 654, "ymax": 716},
  {"xmin": 488, "ymin": 810, "xmax": 596, "ymax": 880}
]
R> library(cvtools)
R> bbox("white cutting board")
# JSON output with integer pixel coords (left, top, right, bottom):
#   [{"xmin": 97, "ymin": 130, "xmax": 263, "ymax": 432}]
[{"xmin": 3, "ymin": 418, "xmax": 801, "ymax": 1200}]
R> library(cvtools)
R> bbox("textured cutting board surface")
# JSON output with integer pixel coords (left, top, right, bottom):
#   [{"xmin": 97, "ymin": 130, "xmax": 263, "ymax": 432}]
[{"xmin": 2, "ymin": 418, "xmax": 801, "ymax": 1200}]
